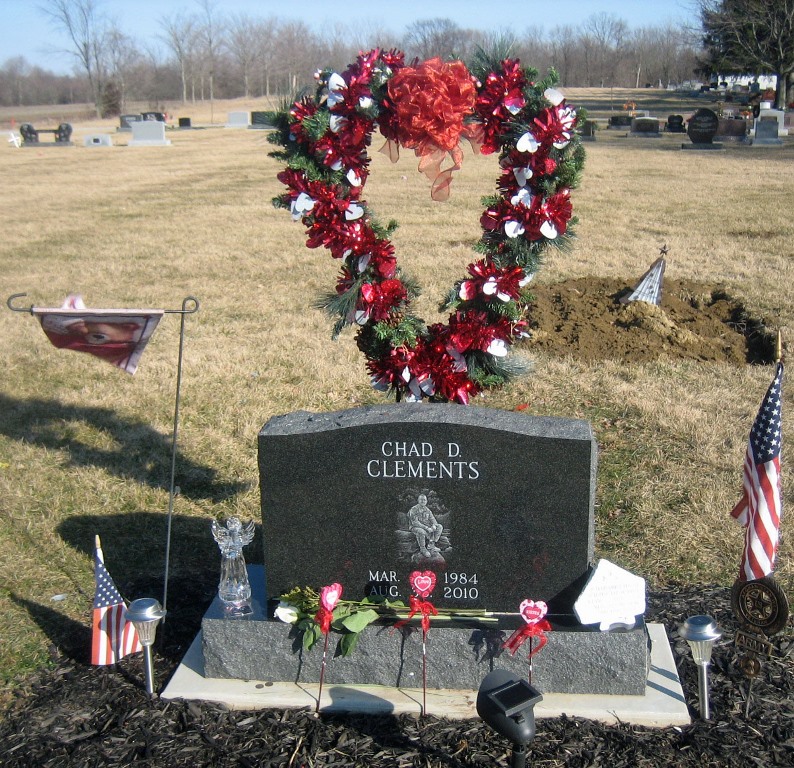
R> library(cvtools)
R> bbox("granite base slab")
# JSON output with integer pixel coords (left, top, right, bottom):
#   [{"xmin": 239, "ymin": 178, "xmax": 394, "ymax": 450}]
[
  {"xmin": 163, "ymin": 624, "xmax": 689, "ymax": 726},
  {"xmin": 201, "ymin": 568, "xmax": 649, "ymax": 696}
]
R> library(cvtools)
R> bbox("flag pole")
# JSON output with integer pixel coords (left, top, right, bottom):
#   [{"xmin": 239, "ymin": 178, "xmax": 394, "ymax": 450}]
[
  {"xmin": 160, "ymin": 297, "xmax": 200, "ymax": 620},
  {"xmin": 776, "ymin": 330, "xmax": 783, "ymax": 363}
]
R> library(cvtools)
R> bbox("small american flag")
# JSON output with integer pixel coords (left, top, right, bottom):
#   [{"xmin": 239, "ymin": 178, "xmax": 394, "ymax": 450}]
[
  {"xmin": 91, "ymin": 537, "xmax": 142, "ymax": 665},
  {"xmin": 731, "ymin": 362, "xmax": 784, "ymax": 580}
]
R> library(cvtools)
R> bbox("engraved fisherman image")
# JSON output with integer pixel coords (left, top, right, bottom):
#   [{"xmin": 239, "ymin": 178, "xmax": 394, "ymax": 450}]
[{"xmin": 397, "ymin": 491, "xmax": 451, "ymax": 564}]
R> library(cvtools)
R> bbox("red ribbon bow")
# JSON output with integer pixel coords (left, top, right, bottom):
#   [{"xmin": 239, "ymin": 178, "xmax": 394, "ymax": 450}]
[
  {"xmin": 397, "ymin": 594, "xmax": 438, "ymax": 633},
  {"xmin": 503, "ymin": 619, "xmax": 552, "ymax": 658},
  {"xmin": 314, "ymin": 606, "xmax": 334, "ymax": 635}
]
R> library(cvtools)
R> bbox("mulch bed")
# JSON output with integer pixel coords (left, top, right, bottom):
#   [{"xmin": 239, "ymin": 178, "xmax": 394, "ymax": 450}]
[{"xmin": 0, "ymin": 585, "xmax": 791, "ymax": 767}]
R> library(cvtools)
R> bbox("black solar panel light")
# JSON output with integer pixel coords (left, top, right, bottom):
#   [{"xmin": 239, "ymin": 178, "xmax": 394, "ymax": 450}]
[{"xmin": 476, "ymin": 669, "xmax": 543, "ymax": 768}]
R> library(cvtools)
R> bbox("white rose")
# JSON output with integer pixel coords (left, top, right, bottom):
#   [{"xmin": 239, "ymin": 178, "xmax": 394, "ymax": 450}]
[{"xmin": 274, "ymin": 601, "xmax": 299, "ymax": 624}]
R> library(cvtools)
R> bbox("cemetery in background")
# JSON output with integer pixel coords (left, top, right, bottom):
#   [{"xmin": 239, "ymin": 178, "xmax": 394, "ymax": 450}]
[{"xmin": 0, "ymin": 56, "xmax": 791, "ymax": 764}]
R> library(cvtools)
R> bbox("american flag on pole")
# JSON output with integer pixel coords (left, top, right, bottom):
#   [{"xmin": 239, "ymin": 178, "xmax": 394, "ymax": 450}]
[
  {"xmin": 731, "ymin": 362, "xmax": 784, "ymax": 581},
  {"xmin": 91, "ymin": 536, "xmax": 142, "ymax": 665}
]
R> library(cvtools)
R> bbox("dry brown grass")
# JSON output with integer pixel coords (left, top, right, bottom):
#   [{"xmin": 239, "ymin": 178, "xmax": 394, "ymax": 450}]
[{"xmin": 0, "ymin": 93, "xmax": 792, "ymax": 693}]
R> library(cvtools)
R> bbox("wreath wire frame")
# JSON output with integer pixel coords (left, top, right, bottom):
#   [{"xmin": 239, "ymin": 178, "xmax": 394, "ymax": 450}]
[{"xmin": 269, "ymin": 48, "xmax": 586, "ymax": 404}]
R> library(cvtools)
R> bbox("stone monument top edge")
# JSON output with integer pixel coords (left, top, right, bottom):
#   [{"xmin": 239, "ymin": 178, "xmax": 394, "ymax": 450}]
[{"xmin": 259, "ymin": 404, "xmax": 594, "ymax": 441}]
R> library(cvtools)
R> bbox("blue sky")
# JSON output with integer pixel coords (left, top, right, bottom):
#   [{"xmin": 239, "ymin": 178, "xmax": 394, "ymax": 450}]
[{"xmin": 1, "ymin": 0, "xmax": 698, "ymax": 74}]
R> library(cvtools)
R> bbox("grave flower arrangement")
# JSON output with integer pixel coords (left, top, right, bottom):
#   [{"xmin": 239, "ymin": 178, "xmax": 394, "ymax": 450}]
[
  {"xmin": 277, "ymin": 582, "xmax": 497, "ymax": 657},
  {"xmin": 270, "ymin": 47, "xmax": 585, "ymax": 403}
]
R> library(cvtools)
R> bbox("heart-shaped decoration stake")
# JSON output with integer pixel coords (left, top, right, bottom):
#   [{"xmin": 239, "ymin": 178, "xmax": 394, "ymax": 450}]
[
  {"xmin": 519, "ymin": 599, "xmax": 548, "ymax": 625},
  {"xmin": 271, "ymin": 49, "xmax": 583, "ymax": 404},
  {"xmin": 320, "ymin": 582, "xmax": 343, "ymax": 612},
  {"xmin": 409, "ymin": 570, "xmax": 436, "ymax": 598}
]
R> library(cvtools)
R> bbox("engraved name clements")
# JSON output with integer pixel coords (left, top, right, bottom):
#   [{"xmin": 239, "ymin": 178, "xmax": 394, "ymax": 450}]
[{"xmin": 366, "ymin": 441, "xmax": 480, "ymax": 480}]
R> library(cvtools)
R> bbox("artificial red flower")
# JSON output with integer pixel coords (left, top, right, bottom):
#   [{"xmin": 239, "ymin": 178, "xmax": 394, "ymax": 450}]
[
  {"xmin": 459, "ymin": 260, "xmax": 529, "ymax": 302},
  {"xmin": 474, "ymin": 59, "xmax": 528, "ymax": 154},
  {"xmin": 359, "ymin": 278, "xmax": 408, "ymax": 321}
]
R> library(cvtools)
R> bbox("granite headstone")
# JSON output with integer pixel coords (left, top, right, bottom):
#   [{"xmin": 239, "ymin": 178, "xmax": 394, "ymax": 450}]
[
  {"xmin": 752, "ymin": 117, "xmax": 783, "ymax": 146},
  {"xmin": 226, "ymin": 111, "xmax": 250, "ymax": 128},
  {"xmin": 580, "ymin": 120, "xmax": 597, "ymax": 141},
  {"xmin": 630, "ymin": 117, "xmax": 660, "ymax": 136},
  {"xmin": 258, "ymin": 405, "xmax": 596, "ymax": 620},
  {"xmin": 200, "ymin": 405, "xmax": 654, "ymax": 696},
  {"xmin": 683, "ymin": 108, "xmax": 723, "ymax": 150},
  {"xmin": 250, "ymin": 111, "xmax": 274, "ymax": 129},
  {"xmin": 665, "ymin": 115, "xmax": 685, "ymax": 133},
  {"xmin": 128, "ymin": 120, "xmax": 171, "ymax": 146},
  {"xmin": 118, "ymin": 114, "xmax": 141, "ymax": 132}
]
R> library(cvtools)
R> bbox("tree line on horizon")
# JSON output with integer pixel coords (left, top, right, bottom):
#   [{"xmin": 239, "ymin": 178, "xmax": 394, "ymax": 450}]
[
  {"xmin": 1, "ymin": 0, "xmax": 791, "ymax": 113},
  {"xmin": 0, "ymin": 2, "xmax": 702, "ymax": 113}
]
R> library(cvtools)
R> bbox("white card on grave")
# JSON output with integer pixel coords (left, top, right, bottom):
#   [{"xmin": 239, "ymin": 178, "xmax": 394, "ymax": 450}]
[{"xmin": 574, "ymin": 559, "xmax": 646, "ymax": 630}]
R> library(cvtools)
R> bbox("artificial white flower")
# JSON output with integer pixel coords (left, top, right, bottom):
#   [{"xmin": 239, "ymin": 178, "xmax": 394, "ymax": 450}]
[{"xmin": 274, "ymin": 602, "xmax": 299, "ymax": 624}]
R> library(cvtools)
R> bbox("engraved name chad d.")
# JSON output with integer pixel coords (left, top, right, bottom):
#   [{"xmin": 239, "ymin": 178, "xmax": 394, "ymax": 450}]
[{"xmin": 366, "ymin": 441, "xmax": 480, "ymax": 480}]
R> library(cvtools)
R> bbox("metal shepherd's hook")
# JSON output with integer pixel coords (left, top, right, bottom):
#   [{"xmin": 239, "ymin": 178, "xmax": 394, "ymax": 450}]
[{"xmin": 161, "ymin": 296, "xmax": 200, "ymax": 621}]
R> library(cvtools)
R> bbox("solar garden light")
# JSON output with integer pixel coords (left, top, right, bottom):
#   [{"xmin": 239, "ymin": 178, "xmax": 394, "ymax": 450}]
[
  {"xmin": 126, "ymin": 598, "xmax": 166, "ymax": 695},
  {"xmin": 477, "ymin": 669, "xmax": 543, "ymax": 768},
  {"xmin": 679, "ymin": 614, "xmax": 722, "ymax": 720}
]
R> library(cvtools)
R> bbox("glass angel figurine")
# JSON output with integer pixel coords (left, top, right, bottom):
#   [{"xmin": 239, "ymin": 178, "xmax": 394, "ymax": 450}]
[{"xmin": 211, "ymin": 517, "xmax": 255, "ymax": 615}]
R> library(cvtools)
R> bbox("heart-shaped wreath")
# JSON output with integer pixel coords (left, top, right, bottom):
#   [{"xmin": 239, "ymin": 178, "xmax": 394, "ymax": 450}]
[{"xmin": 270, "ymin": 48, "xmax": 585, "ymax": 403}]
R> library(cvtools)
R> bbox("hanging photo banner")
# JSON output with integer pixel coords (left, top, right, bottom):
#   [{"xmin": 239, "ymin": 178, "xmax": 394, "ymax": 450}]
[{"xmin": 32, "ymin": 295, "xmax": 163, "ymax": 374}]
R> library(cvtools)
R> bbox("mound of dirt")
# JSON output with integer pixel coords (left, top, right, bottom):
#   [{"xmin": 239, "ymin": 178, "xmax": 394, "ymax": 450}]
[{"xmin": 526, "ymin": 277, "xmax": 776, "ymax": 365}]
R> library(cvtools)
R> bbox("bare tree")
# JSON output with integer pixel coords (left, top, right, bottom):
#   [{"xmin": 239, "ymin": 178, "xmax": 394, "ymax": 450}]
[
  {"xmin": 273, "ymin": 20, "xmax": 323, "ymax": 94},
  {"xmin": 40, "ymin": 0, "xmax": 109, "ymax": 115},
  {"xmin": 582, "ymin": 12, "xmax": 629, "ymax": 87},
  {"xmin": 160, "ymin": 12, "xmax": 198, "ymax": 103},
  {"xmin": 226, "ymin": 13, "xmax": 260, "ymax": 97},
  {"xmin": 103, "ymin": 26, "xmax": 140, "ymax": 113},
  {"xmin": 195, "ymin": 0, "xmax": 225, "ymax": 110},
  {"xmin": 252, "ymin": 17, "xmax": 279, "ymax": 99},
  {"xmin": 548, "ymin": 25, "xmax": 582, "ymax": 86},
  {"xmin": 0, "ymin": 56, "xmax": 31, "ymax": 106},
  {"xmin": 402, "ymin": 18, "xmax": 473, "ymax": 60}
]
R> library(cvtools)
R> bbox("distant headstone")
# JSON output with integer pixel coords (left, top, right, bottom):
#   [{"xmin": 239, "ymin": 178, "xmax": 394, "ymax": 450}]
[
  {"xmin": 580, "ymin": 119, "xmax": 597, "ymax": 141},
  {"xmin": 716, "ymin": 118, "xmax": 748, "ymax": 139},
  {"xmin": 683, "ymin": 108, "xmax": 723, "ymax": 150},
  {"xmin": 141, "ymin": 111, "xmax": 166, "ymax": 122},
  {"xmin": 687, "ymin": 108, "xmax": 719, "ymax": 143},
  {"xmin": 19, "ymin": 122, "xmax": 72, "ymax": 146},
  {"xmin": 178, "ymin": 117, "xmax": 192, "ymax": 129},
  {"xmin": 258, "ymin": 405, "xmax": 596, "ymax": 617},
  {"xmin": 226, "ymin": 111, "xmax": 250, "ymax": 128},
  {"xmin": 83, "ymin": 134, "xmax": 113, "ymax": 147},
  {"xmin": 630, "ymin": 117, "xmax": 660, "ymax": 136},
  {"xmin": 128, "ymin": 120, "xmax": 171, "ymax": 146},
  {"xmin": 119, "ymin": 114, "xmax": 141, "ymax": 132},
  {"xmin": 608, "ymin": 114, "xmax": 633, "ymax": 128},
  {"xmin": 250, "ymin": 111, "xmax": 274, "ymax": 129},
  {"xmin": 665, "ymin": 115, "xmax": 685, "ymax": 133},
  {"xmin": 755, "ymin": 109, "xmax": 788, "ymax": 137},
  {"xmin": 752, "ymin": 117, "xmax": 783, "ymax": 146}
]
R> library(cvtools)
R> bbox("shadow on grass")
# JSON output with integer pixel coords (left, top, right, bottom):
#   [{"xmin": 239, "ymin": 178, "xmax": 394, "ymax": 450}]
[
  {"xmin": 9, "ymin": 593, "xmax": 92, "ymax": 665},
  {"xmin": 0, "ymin": 393, "xmax": 248, "ymax": 502},
  {"xmin": 55, "ymin": 513, "xmax": 264, "ymax": 664}
]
